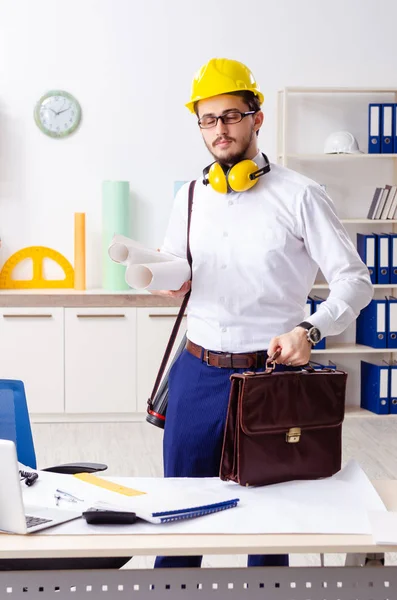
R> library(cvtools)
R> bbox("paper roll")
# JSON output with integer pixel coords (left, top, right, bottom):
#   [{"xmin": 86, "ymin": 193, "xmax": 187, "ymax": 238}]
[
  {"xmin": 74, "ymin": 213, "xmax": 86, "ymax": 290},
  {"xmin": 108, "ymin": 234, "xmax": 175, "ymax": 266},
  {"xmin": 102, "ymin": 181, "xmax": 130, "ymax": 290},
  {"xmin": 108, "ymin": 234, "xmax": 191, "ymax": 290},
  {"xmin": 125, "ymin": 260, "xmax": 191, "ymax": 290}
]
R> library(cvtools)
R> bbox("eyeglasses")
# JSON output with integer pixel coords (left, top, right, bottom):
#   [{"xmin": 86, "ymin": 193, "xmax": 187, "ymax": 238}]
[{"xmin": 198, "ymin": 110, "xmax": 257, "ymax": 129}]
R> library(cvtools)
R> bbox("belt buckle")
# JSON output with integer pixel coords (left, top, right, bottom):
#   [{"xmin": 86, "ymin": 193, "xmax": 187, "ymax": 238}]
[
  {"xmin": 204, "ymin": 350, "xmax": 231, "ymax": 368},
  {"xmin": 203, "ymin": 349, "xmax": 211, "ymax": 366}
]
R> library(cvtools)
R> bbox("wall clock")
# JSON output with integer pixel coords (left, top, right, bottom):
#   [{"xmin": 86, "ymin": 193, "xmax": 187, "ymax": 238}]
[{"xmin": 34, "ymin": 90, "xmax": 81, "ymax": 138}]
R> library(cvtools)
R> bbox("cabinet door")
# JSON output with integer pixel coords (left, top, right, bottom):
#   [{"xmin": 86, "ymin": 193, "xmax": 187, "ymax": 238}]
[
  {"xmin": 0, "ymin": 307, "xmax": 64, "ymax": 413},
  {"xmin": 65, "ymin": 308, "xmax": 136, "ymax": 413},
  {"xmin": 136, "ymin": 307, "xmax": 187, "ymax": 412}
]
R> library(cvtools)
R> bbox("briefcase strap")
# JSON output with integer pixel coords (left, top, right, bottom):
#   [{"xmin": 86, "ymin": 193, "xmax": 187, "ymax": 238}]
[{"xmin": 148, "ymin": 180, "xmax": 196, "ymax": 407}]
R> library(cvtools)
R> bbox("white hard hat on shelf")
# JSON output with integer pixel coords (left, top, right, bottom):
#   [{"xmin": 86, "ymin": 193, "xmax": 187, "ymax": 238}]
[{"xmin": 324, "ymin": 131, "xmax": 362, "ymax": 154}]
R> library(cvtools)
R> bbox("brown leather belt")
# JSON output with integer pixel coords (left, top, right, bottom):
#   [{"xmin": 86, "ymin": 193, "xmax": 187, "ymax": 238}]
[{"xmin": 186, "ymin": 340, "xmax": 267, "ymax": 369}]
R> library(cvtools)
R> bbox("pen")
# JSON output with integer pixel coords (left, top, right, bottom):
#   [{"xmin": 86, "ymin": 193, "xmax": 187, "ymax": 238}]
[{"xmin": 54, "ymin": 489, "xmax": 83, "ymax": 506}]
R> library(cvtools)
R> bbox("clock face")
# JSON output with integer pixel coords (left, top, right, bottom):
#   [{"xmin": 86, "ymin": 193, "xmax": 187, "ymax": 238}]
[{"xmin": 34, "ymin": 91, "xmax": 81, "ymax": 138}]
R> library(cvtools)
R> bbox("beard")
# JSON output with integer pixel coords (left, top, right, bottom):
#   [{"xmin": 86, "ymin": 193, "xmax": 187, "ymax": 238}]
[{"xmin": 205, "ymin": 127, "xmax": 256, "ymax": 166}]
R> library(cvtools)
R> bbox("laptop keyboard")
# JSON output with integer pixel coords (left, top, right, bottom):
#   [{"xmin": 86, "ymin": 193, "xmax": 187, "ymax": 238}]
[{"xmin": 25, "ymin": 515, "xmax": 53, "ymax": 528}]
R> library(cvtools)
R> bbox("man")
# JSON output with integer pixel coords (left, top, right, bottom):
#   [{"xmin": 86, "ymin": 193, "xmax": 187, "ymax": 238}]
[{"xmin": 152, "ymin": 58, "xmax": 373, "ymax": 568}]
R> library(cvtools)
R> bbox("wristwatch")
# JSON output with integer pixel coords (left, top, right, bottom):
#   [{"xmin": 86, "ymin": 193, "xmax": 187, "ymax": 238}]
[{"xmin": 296, "ymin": 321, "xmax": 322, "ymax": 346}]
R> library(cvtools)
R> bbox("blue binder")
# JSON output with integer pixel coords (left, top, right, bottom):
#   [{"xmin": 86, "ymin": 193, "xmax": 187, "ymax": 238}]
[
  {"xmin": 312, "ymin": 296, "xmax": 326, "ymax": 349},
  {"xmin": 360, "ymin": 360, "xmax": 389, "ymax": 414},
  {"xmin": 356, "ymin": 299, "xmax": 387, "ymax": 348},
  {"xmin": 304, "ymin": 297, "xmax": 313, "ymax": 321},
  {"xmin": 394, "ymin": 104, "xmax": 397, "ymax": 153},
  {"xmin": 381, "ymin": 104, "xmax": 394, "ymax": 154},
  {"xmin": 137, "ymin": 498, "xmax": 240, "ymax": 524},
  {"xmin": 389, "ymin": 233, "xmax": 397, "ymax": 283},
  {"xmin": 374, "ymin": 233, "xmax": 390, "ymax": 283},
  {"xmin": 308, "ymin": 360, "xmax": 336, "ymax": 371},
  {"xmin": 389, "ymin": 361, "xmax": 397, "ymax": 414},
  {"xmin": 368, "ymin": 103, "xmax": 382, "ymax": 153},
  {"xmin": 386, "ymin": 296, "xmax": 397, "ymax": 348},
  {"xmin": 357, "ymin": 233, "xmax": 376, "ymax": 283}
]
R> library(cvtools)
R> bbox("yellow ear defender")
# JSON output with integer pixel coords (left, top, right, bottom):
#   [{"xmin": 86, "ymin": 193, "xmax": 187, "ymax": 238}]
[{"xmin": 202, "ymin": 153, "xmax": 271, "ymax": 194}]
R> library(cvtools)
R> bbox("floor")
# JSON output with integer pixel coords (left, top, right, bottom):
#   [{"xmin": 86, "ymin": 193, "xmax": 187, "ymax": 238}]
[{"xmin": 32, "ymin": 416, "xmax": 397, "ymax": 569}]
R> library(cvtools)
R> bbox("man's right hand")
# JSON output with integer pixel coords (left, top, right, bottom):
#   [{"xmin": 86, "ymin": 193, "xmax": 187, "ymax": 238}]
[{"xmin": 150, "ymin": 280, "xmax": 191, "ymax": 298}]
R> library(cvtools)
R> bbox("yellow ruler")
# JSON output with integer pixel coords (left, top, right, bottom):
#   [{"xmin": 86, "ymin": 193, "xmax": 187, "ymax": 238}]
[
  {"xmin": 74, "ymin": 472, "xmax": 146, "ymax": 497},
  {"xmin": 0, "ymin": 246, "xmax": 74, "ymax": 289}
]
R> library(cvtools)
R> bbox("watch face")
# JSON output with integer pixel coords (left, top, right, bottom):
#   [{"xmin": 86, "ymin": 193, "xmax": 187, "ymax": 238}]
[
  {"xmin": 34, "ymin": 91, "xmax": 81, "ymax": 138},
  {"xmin": 309, "ymin": 327, "xmax": 321, "ymax": 344}
]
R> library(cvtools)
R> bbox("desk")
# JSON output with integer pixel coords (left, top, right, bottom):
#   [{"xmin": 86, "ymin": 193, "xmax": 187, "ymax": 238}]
[{"xmin": 1, "ymin": 480, "xmax": 397, "ymax": 599}]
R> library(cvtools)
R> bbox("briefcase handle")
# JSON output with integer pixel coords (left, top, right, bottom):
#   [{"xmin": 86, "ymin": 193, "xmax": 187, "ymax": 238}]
[
  {"xmin": 265, "ymin": 349, "xmax": 281, "ymax": 373},
  {"xmin": 265, "ymin": 349, "xmax": 317, "ymax": 374}
]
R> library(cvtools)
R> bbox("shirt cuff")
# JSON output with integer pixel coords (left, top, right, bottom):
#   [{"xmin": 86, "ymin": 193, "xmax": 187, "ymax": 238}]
[{"xmin": 305, "ymin": 308, "xmax": 335, "ymax": 340}]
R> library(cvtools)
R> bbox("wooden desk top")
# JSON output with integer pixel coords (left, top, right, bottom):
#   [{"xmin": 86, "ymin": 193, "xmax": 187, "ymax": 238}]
[{"xmin": 0, "ymin": 481, "xmax": 396, "ymax": 560}]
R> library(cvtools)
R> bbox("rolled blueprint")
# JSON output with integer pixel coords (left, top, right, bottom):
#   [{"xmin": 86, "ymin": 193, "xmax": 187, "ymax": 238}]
[
  {"xmin": 102, "ymin": 181, "xmax": 130, "ymax": 291},
  {"xmin": 108, "ymin": 234, "xmax": 172, "ymax": 265},
  {"xmin": 108, "ymin": 234, "xmax": 190, "ymax": 290}
]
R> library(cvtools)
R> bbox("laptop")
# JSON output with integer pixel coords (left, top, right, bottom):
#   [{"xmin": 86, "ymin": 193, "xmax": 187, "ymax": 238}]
[{"xmin": 0, "ymin": 439, "xmax": 81, "ymax": 534}]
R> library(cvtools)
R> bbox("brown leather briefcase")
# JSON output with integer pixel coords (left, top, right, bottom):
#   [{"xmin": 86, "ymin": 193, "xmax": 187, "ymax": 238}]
[{"xmin": 220, "ymin": 357, "xmax": 347, "ymax": 487}]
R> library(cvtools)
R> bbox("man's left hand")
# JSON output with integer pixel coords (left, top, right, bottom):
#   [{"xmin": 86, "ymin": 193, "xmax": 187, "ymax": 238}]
[{"xmin": 267, "ymin": 327, "xmax": 312, "ymax": 366}]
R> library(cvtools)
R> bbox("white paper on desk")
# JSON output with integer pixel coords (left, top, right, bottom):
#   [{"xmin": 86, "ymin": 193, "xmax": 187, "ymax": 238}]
[
  {"xmin": 108, "ymin": 234, "xmax": 190, "ymax": 290},
  {"xmin": 369, "ymin": 511, "xmax": 397, "ymax": 544},
  {"xmin": 31, "ymin": 460, "xmax": 387, "ymax": 536}
]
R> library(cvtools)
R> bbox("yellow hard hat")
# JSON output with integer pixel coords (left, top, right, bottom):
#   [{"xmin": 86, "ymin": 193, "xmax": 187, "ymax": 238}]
[{"xmin": 185, "ymin": 58, "xmax": 264, "ymax": 113}]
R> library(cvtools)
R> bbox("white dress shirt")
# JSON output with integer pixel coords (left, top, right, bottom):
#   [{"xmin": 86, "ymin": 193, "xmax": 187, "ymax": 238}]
[{"xmin": 162, "ymin": 151, "xmax": 374, "ymax": 353}]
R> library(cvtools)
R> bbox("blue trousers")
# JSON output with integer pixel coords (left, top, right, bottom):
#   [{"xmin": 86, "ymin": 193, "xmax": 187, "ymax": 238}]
[{"xmin": 154, "ymin": 348, "xmax": 294, "ymax": 569}]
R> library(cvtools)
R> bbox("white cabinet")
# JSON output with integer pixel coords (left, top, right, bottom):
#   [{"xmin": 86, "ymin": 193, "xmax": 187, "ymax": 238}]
[
  {"xmin": 0, "ymin": 307, "xmax": 64, "ymax": 413},
  {"xmin": 64, "ymin": 307, "xmax": 137, "ymax": 413},
  {"xmin": 136, "ymin": 307, "xmax": 187, "ymax": 412}
]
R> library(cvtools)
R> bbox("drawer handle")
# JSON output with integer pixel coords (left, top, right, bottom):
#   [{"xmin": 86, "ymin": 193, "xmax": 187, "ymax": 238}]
[
  {"xmin": 3, "ymin": 314, "xmax": 53, "ymax": 318},
  {"xmin": 76, "ymin": 314, "xmax": 126, "ymax": 318},
  {"xmin": 149, "ymin": 314, "xmax": 187, "ymax": 318}
]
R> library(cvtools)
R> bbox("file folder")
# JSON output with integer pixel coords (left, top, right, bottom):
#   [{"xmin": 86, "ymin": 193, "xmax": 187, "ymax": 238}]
[
  {"xmin": 386, "ymin": 185, "xmax": 397, "ymax": 219},
  {"xmin": 360, "ymin": 360, "xmax": 389, "ymax": 414},
  {"xmin": 374, "ymin": 233, "xmax": 390, "ymax": 284},
  {"xmin": 380, "ymin": 185, "xmax": 397, "ymax": 219},
  {"xmin": 389, "ymin": 361, "xmax": 397, "ymax": 414},
  {"xmin": 357, "ymin": 233, "xmax": 376, "ymax": 283},
  {"xmin": 373, "ymin": 187, "xmax": 388, "ymax": 219},
  {"xmin": 367, "ymin": 187, "xmax": 383, "ymax": 219},
  {"xmin": 368, "ymin": 103, "xmax": 381, "ymax": 153},
  {"xmin": 381, "ymin": 104, "xmax": 394, "ymax": 154},
  {"xmin": 356, "ymin": 299, "xmax": 387, "ymax": 348},
  {"xmin": 389, "ymin": 233, "xmax": 397, "ymax": 283},
  {"xmin": 311, "ymin": 296, "xmax": 326, "ymax": 349},
  {"xmin": 386, "ymin": 296, "xmax": 397, "ymax": 348},
  {"xmin": 394, "ymin": 104, "xmax": 397, "ymax": 153},
  {"xmin": 308, "ymin": 360, "xmax": 336, "ymax": 371}
]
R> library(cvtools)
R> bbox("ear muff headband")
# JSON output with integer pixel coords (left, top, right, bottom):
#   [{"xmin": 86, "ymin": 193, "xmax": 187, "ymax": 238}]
[{"xmin": 203, "ymin": 153, "xmax": 271, "ymax": 194}]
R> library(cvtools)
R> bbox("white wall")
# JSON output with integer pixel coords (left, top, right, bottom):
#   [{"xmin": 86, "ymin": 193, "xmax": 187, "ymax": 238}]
[{"xmin": 1, "ymin": 0, "xmax": 397, "ymax": 287}]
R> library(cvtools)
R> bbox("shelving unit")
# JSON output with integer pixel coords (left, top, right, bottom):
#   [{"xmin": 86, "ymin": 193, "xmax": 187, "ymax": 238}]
[
  {"xmin": 312, "ymin": 283, "xmax": 397, "ymax": 289},
  {"xmin": 279, "ymin": 153, "xmax": 397, "ymax": 161},
  {"xmin": 311, "ymin": 343, "xmax": 395, "ymax": 354},
  {"xmin": 277, "ymin": 86, "xmax": 397, "ymax": 414}
]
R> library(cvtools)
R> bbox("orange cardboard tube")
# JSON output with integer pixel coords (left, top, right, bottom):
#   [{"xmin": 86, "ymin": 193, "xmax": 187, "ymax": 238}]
[{"xmin": 74, "ymin": 212, "xmax": 86, "ymax": 290}]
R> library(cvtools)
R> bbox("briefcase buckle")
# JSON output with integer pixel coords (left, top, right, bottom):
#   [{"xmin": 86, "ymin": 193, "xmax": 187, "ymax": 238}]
[{"xmin": 286, "ymin": 427, "xmax": 301, "ymax": 443}]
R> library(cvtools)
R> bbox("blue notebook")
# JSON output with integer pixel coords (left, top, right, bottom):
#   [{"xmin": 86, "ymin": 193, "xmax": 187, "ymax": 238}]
[
  {"xmin": 90, "ymin": 497, "xmax": 240, "ymax": 524},
  {"xmin": 143, "ymin": 498, "xmax": 240, "ymax": 524}
]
